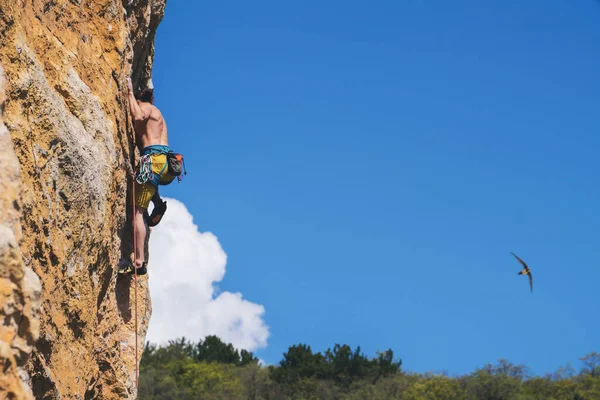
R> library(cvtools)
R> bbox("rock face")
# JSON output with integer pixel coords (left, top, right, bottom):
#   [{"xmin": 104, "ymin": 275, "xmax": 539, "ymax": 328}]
[
  {"xmin": 0, "ymin": 0, "xmax": 166, "ymax": 398},
  {"xmin": 0, "ymin": 64, "xmax": 42, "ymax": 400}
]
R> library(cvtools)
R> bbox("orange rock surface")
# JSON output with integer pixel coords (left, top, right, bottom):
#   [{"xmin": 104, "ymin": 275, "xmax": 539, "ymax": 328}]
[{"xmin": 0, "ymin": 1, "xmax": 166, "ymax": 398}]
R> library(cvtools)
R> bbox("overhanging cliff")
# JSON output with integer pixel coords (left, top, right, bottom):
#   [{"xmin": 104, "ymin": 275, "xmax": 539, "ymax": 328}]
[{"xmin": 0, "ymin": 0, "xmax": 167, "ymax": 398}]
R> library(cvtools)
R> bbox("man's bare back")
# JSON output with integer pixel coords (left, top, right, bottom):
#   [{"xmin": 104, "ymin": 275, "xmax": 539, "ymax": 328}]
[
  {"xmin": 135, "ymin": 103, "xmax": 169, "ymax": 150},
  {"xmin": 127, "ymin": 78, "xmax": 169, "ymax": 150}
]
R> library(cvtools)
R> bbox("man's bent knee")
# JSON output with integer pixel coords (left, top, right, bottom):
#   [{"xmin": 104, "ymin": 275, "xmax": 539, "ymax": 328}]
[{"xmin": 134, "ymin": 181, "xmax": 156, "ymax": 209}]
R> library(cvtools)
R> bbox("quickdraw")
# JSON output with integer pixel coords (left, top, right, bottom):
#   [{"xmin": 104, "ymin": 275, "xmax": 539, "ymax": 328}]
[{"xmin": 135, "ymin": 154, "xmax": 153, "ymax": 185}]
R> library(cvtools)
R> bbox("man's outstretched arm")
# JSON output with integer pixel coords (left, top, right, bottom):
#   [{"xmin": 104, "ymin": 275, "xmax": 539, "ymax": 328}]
[{"xmin": 127, "ymin": 78, "xmax": 148, "ymax": 122}]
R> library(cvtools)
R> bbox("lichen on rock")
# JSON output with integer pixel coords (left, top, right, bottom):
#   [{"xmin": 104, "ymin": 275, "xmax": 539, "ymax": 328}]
[{"xmin": 0, "ymin": 0, "xmax": 167, "ymax": 398}]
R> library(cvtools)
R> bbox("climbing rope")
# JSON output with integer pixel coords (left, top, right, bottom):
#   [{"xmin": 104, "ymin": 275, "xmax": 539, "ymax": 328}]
[
  {"xmin": 124, "ymin": 83, "xmax": 140, "ymax": 389},
  {"xmin": 118, "ymin": 31, "xmax": 140, "ymax": 388},
  {"xmin": 132, "ymin": 175, "xmax": 139, "ymax": 389}
]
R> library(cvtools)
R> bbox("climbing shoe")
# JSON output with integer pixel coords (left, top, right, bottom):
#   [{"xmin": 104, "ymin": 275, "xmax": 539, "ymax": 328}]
[
  {"xmin": 136, "ymin": 262, "xmax": 148, "ymax": 276},
  {"xmin": 118, "ymin": 260, "xmax": 147, "ymax": 276},
  {"xmin": 146, "ymin": 198, "xmax": 167, "ymax": 227},
  {"xmin": 117, "ymin": 259, "xmax": 132, "ymax": 274}
]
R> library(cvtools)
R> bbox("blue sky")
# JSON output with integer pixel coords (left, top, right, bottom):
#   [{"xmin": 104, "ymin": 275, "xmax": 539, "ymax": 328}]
[{"xmin": 150, "ymin": 0, "xmax": 600, "ymax": 375}]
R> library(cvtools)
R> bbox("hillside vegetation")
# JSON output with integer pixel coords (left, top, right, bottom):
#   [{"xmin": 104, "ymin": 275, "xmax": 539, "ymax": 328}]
[{"xmin": 139, "ymin": 336, "xmax": 599, "ymax": 400}]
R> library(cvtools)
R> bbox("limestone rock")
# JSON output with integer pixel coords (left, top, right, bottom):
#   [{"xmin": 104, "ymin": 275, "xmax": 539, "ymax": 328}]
[
  {"xmin": 0, "ymin": 62, "xmax": 41, "ymax": 400},
  {"xmin": 0, "ymin": 1, "xmax": 167, "ymax": 398}
]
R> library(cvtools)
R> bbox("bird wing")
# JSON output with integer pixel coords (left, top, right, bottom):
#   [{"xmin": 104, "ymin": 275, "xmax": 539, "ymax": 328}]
[
  {"xmin": 528, "ymin": 272, "xmax": 533, "ymax": 293},
  {"xmin": 511, "ymin": 252, "xmax": 529, "ymax": 269}
]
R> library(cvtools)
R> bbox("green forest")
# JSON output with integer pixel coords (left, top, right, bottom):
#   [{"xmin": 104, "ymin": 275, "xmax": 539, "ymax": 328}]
[{"xmin": 138, "ymin": 336, "xmax": 599, "ymax": 400}]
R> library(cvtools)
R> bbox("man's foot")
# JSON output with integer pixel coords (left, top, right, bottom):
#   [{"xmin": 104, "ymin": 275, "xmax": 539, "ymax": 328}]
[
  {"xmin": 117, "ymin": 260, "xmax": 147, "ymax": 276},
  {"xmin": 136, "ymin": 262, "xmax": 148, "ymax": 275},
  {"xmin": 117, "ymin": 258, "xmax": 132, "ymax": 274},
  {"xmin": 146, "ymin": 198, "xmax": 167, "ymax": 227}
]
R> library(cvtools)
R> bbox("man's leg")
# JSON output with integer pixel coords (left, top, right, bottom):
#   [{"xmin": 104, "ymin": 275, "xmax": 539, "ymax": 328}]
[
  {"xmin": 119, "ymin": 181, "xmax": 154, "ymax": 275},
  {"xmin": 151, "ymin": 189, "xmax": 161, "ymax": 205},
  {"xmin": 146, "ymin": 188, "xmax": 168, "ymax": 227},
  {"xmin": 133, "ymin": 205, "xmax": 147, "ymax": 269}
]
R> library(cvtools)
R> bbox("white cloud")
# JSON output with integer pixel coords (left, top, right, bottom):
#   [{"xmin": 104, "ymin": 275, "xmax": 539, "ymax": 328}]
[{"xmin": 145, "ymin": 198, "xmax": 270, "ymax": 352}]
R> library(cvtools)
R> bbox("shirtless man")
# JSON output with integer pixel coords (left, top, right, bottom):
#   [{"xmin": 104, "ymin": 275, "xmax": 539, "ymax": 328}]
[{"xmin": 119, "ymin": 78, "xmax": 172, "ymax": 276}]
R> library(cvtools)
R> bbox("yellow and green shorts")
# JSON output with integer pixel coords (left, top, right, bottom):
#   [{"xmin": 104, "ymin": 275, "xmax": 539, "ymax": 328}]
[{"xmin": 134, "ymin": 154, "xmax": 174, "ymax": 209}]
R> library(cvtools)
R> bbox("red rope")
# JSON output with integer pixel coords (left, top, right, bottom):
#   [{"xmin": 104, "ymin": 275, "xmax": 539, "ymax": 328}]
[
  {"xmin": 123, "ymin": 75, "xmax": 140, "ymax": 389},
  {"xmin": 132, "ymin": 157, "xmax": 139, "ymax": 389},
  {"xmin": 125, "ymin": 77, "xmax": 139, "ymax": 389}
]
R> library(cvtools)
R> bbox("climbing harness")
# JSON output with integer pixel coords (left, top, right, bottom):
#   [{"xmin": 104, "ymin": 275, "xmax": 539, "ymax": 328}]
[{"xmin": 134, "ymin": 145, "xmax": 187, "ymax": 186}]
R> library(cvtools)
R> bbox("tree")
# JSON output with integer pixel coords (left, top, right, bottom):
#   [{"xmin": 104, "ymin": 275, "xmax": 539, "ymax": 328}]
[
  {"xmin": 138, "ymin": 335, "xmax": 597, "ymax": 400},
  {"xmin": 270, "ymin": 344, "xmax": 326, "ymax": 384},
  {"xmin": 580, "ymin": 352, "xmax": 600, "ymax": 378},
  {"xmin": 523, "ymin": 377, "xmax": 561, "ymax": 400},
  {"xmin": 235, "ymin": 364, "xmax": 272, "ymax": 400},
  {"xmin": 193, "ymin": 335, "xmax": 258, "ymax": 366},
  {"xmin": 179, "ymin": 361, "xmax": 244, "ymax": 399},
  {"xmin": 373, "ymin": 349, "xmax": 402, "ymax": 380},
  {"xmin": 403, "ymin": 376, "xmax": 465, "ymax": 400},
  {"xmin": 465, "ymin": 359, "xmax": 526, "ymax": 400}
]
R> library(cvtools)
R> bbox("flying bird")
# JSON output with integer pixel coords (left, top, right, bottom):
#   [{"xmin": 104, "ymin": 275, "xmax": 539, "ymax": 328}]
[{"xmin": 511, "ymin": 252, "xmax": 533, "ymax": 293}]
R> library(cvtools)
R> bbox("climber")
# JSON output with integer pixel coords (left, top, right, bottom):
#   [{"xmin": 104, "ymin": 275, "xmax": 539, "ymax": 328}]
[{"xmin": 118, "ymin": 77, "xmax": 183, "ymax": 276}]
